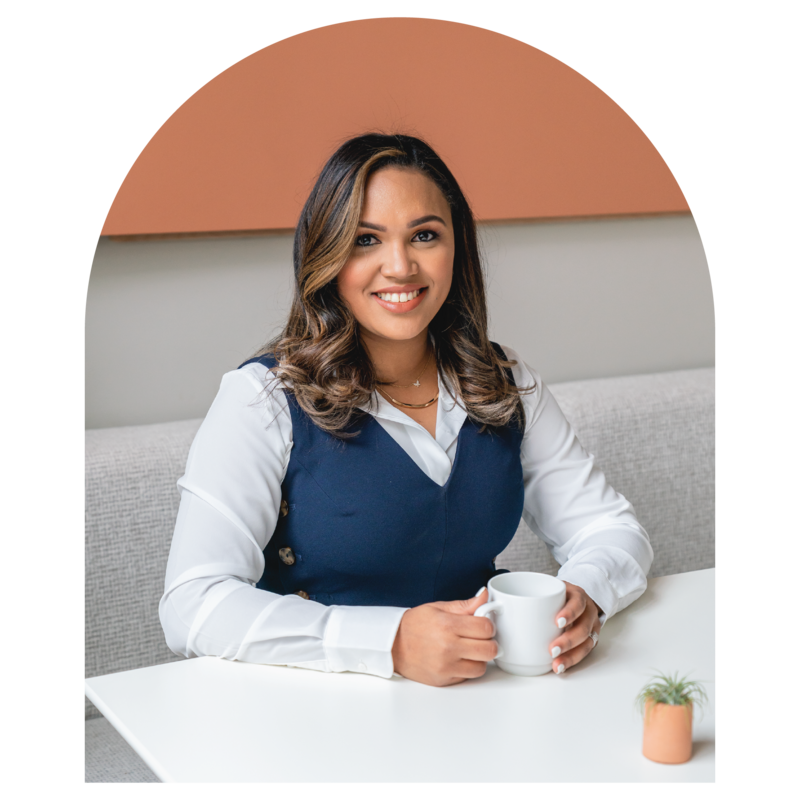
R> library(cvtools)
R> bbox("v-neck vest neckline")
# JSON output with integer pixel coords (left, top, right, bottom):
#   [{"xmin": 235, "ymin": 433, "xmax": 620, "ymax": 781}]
[
  {"xmin": 355, "ymin": 407, "xmax": 467, "ymax": 493},
  {"xmin": 359, "ymin": 369, "xmax": 466, "ymax": 461}
]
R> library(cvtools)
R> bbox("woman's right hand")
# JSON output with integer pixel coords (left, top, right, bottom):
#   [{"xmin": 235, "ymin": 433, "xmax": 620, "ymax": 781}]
[{"xmin": 391, "ymin": 589, "xmax": 499, "ymax": 686}]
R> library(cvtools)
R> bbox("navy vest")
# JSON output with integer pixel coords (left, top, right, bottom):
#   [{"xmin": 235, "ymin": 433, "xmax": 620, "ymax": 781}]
[{"xmin": 238, "ymin": 344, "xmax": 524, "ymax": 607}]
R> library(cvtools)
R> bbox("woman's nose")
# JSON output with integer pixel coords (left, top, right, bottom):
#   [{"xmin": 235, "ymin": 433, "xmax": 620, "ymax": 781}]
[{"xmin": 381, "ymin": 242, "xmax": 417, "ymax": 278}]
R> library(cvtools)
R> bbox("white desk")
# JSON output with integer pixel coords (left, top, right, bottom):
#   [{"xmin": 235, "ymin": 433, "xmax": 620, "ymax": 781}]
[{"xmin": 85, "ymin": 568, "xmax": 714, "ymax": 782}]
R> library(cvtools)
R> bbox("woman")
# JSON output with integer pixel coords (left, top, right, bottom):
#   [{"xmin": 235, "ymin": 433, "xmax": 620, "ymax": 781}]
[{"xmin": 159, "ymin": 133, "xmax": 653, "ymax": 687}]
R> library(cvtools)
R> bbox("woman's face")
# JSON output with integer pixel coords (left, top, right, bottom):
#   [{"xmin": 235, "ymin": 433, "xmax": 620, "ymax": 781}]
[{"xmin": 337, "ymin": 167, "xmax": 454, "ymax": 345}]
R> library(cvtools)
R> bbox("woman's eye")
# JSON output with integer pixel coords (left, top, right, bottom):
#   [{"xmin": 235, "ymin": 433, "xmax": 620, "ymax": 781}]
[
  {"xmin": 413, "ymin": 230, "xmax": 438, "ymax": 243},
  {"xmin": 355, "ymin": 234, "xmax": 378, "ymax": 247}
]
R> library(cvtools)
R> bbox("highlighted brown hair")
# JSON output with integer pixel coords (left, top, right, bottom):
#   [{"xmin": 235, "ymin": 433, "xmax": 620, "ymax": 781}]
[{"xmin": 258, "ymin": 133, "xmax": 531, "ymax": 437}]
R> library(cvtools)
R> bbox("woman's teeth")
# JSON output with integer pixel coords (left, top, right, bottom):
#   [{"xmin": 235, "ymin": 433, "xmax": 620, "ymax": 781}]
[{"xmin": 375, "ymin": 289, "xmax": 421, "ymax": 303}]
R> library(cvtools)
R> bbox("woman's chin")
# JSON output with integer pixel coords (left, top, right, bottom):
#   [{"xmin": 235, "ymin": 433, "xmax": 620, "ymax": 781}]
[{"xmin": 360, "ymin": 320, "xmax": 431, "ymax": 343}]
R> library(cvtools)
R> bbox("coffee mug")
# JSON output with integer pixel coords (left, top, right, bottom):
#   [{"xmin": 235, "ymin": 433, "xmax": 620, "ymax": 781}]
[{"xmin": 474, "ymin": 572, "xmax": 567, "ymax": 676}]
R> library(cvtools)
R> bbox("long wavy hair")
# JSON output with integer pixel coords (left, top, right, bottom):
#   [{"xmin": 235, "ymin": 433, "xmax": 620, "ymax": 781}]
[{"xmin": 258, "ymin": 132, "xmax": 532, "ymax": 438}]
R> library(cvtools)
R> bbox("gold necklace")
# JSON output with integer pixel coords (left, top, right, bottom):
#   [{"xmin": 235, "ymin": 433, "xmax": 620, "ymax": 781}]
[
  {"xmin": 376, "ymin": 345, "xmax": 434, "ymax": 390},
  {"xmin": 377, "ymin": 386, "xmax": 439, "ymax": 409}
]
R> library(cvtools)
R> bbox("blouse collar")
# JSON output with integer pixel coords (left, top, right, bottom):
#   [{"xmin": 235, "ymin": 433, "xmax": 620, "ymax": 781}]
[{"xmin": 358, "ymin": 370, "xmax": 468, "ymax": 453}]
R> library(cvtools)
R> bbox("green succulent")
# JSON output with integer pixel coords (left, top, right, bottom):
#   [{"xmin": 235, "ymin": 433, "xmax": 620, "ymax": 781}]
[{"xmin": 635, "ymin": 671, "xmax": 709, "ymax": 720}]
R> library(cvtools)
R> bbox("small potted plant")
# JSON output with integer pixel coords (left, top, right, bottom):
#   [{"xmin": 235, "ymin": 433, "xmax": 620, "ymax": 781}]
[{"xmin": 635, "ymin": 671, "xmax": 709, "ymax": 764}]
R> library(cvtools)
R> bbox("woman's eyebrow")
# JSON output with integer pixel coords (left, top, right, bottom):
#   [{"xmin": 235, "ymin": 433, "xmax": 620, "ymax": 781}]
[
  {"xmin": 357, "ymin": 214, "xmax": 447, "ymax": 231},
  {"xmin": 408, "ymin": 215, "xmax": 447, "ymax": 228}
]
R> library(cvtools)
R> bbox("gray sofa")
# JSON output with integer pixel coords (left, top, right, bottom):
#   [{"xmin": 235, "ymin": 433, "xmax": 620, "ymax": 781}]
[{"xmin": 85, "ymin": 367, "xmax": 714, "ymax": 782}]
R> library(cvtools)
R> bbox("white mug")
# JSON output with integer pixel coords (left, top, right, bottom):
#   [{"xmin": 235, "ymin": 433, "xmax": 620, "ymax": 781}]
[{"xmin": 475, "ymin": 572, "xmax": 567, "ymax": 676}]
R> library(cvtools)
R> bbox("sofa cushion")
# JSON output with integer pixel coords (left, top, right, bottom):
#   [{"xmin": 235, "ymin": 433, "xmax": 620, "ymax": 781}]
[
  {"xmin": 85, "ymin": 419, "xmax": 201, "ymax": 718},
  {"xmin": 85, "ymin": 716, "xmax": 159, "ymax": 782}
]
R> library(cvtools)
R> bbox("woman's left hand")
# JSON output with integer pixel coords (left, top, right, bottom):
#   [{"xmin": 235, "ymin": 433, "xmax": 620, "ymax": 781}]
[{"xmin": 548, "ymin": 582, "xmax": 603, "ymax": 675}]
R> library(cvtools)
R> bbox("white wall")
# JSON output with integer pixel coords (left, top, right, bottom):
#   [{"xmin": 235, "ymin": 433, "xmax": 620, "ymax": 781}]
[{"xmin": 85, "ymin": 214, "xmax": 713, "ymax": 428}]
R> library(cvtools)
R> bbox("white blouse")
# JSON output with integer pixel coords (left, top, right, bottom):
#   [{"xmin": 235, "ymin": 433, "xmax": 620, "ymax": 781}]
[{"xmin": 159, "ymin": 345, "xmax": 654, "ymax": 679}]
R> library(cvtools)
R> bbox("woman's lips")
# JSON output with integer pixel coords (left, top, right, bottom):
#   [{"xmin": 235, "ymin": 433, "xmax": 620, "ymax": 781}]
[{"xmin": 372, "ymin": 286, "xmax": 427, "ymax": 313}]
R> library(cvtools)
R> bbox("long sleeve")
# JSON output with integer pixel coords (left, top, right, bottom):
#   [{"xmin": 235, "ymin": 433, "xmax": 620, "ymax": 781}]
[
  {"xmin": 158, "ymin": 363, "xmax": 407, "ymax": 678},
  {"xmin": 503, "ymin": 345, "xmax": 654, "ymax": 623}
]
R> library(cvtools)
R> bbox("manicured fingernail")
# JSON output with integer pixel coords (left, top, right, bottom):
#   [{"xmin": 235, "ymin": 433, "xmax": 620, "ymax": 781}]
[
  {"xmin": 557, "ymin": 617, "xmax": 567, "ymax": 628},
  {"xmin": 475, "ymin": 586, "xmax": 487, "ymax": 597},
  {"xmin": 551, "ymin": 646, "xmax": 561, "ymax": 658},
  {"xmin": 556, "ymin": 663, "xmax": 565, "ymax": 674}
]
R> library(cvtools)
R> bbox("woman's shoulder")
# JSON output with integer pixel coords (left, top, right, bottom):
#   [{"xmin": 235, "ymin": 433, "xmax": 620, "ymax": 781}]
[
  {"xmin": 237, "ymin": 352, "xmax": 279, "ymax": 372},
  {"xmin": 230, "ymin": 354, "xmax": 287, "ymax": 391},
  {"xmin": 237, "ymin": 354, "xmax": 296, "ymax": 406},
  {"xmin": 205, "ymin": 357, "xmax": 292, "ymax": 431},
  {"xmin": 182, "ymin": 359, "xmax": 293, "ymax": 490}
]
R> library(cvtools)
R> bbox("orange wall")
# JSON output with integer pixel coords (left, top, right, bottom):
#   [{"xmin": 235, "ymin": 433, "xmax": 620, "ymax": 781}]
[{"xmin": 102, "ymin": 18, "xmax": 689, "ymax": 237}]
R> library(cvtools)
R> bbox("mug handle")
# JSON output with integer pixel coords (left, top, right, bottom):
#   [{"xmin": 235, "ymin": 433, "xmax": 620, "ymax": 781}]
[{"xmin": 474, "ymin": 600, "xmax": 504, "ymax": 659}]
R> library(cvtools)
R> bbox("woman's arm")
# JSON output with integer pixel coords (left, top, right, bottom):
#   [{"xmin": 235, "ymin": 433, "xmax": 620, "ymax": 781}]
[
  {"xmin": 503, "ymin": 345, "xmax": 654, "ymax": 641},
  {"xmin": 158, "ymin": 364, "xmax": 407, "ymax": 678}
]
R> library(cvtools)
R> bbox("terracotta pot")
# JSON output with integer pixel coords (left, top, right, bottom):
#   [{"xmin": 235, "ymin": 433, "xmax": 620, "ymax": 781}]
[{"xmin": 642, "ymin": 699, "xmax": 693, "ymax": 764}]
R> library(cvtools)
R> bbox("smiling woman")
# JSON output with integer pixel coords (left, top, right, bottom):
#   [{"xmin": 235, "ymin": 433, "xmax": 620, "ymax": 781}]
[
  {"xmin": 159, "ymin": 133, "xmax": 654, "ymax": 687},
  {"xmin": 330, "ymin": 169, "xmax": 453, "ymax": 433},
  {"xmin": 260, "ymin": 134, "xmax": 525, "ymax": 439}
]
